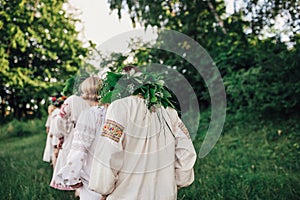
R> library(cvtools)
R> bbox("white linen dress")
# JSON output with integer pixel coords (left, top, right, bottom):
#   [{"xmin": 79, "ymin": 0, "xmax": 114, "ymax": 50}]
[
  {"xmin": 50, "ymin": 95, "xmax": 90, "ymax": 190},
  {"xmin": 42, "ymin": 115, "xmax": 53, "ymax": 162},
  {"xmin": 56, "ymin": 106, "xmax": 106, "ymax": 199}
]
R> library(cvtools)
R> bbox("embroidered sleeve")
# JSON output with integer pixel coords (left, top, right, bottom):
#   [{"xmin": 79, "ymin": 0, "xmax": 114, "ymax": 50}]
[
  {"xmin": 101, "ymin": 119, "xmax": 124, "ymax": 142},
  {"xmin": 89, "ymin": 101, "xmax": 125, "ymax": 195}
]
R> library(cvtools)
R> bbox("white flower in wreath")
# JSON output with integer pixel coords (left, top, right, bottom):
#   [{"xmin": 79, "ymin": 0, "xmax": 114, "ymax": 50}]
[
  {"xmin": 156, "ymin": 91, "xmax": 163, "ymax": 98},
  {"xmin": 156, "ymin": 80, "xmax": 165, "ymax": 86},
  {"xmin": 127, "ymin": 83, "xmax": 135, "ymax": 94}
]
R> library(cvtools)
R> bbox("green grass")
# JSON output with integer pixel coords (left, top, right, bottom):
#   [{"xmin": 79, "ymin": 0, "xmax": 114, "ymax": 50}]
[
  {"xmin": 179, "ymin": 116, "xmax": 300, "ymax": 199},
  {"xmin": 0, "ymin": 120, "xmax": 74, "ymax": 200},
  {"xmin": 0, "ymin": 116, "xmax": 299, "ymax": 199}
]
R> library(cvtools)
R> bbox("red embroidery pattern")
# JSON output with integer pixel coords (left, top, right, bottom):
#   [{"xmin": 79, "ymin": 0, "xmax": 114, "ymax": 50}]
[
  {"xmin": 101, "ymin": 120, "xmax": 124, "ymax": 142},
  {"xmin": 179, "ymin": 122, "xmax": 190, "ymax": 139},
  {"xmin": 60, "ymin": 103, "xmax": 68, "ymax": 118}
]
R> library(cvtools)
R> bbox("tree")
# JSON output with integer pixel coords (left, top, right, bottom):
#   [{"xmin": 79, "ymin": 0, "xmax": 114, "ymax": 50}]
[
  {"xmin": 105, "ymin": 0, "xmax": 300, "ymax": 116},
  {"xmin": 0, "ymin": 0, "xmax": 89, "ymax": 121}
]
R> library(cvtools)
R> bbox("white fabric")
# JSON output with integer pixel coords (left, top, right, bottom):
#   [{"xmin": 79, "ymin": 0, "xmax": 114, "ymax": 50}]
[
  {"xmin": 42, "ymin": 108, "xmax": 61, "ymax": 164},
  {"xmin": 43, "ymin": 115, "xmax": 53, "ymax": 162},
  {"xmin": 79, "ymin": 183, "xmax": 102, "ymax": 200},
  {"xmin": 42, "ymin": 133, "xmax": 53, "ymax": 162},
  {"xmin": 49, "ymin": 108, "xmax": 66, "ymax": 139},
  {"xmin": 55, "ymin": 106, "xmax": 106, "ymax": 199},
  {"xmin": 46, "ymin": 108, "xmax": 61, "ymax": 159},
  {"xmin": 89, "ymin": 96, "xmax": 196, "ymax": 200},
  {"xmin": 50, "ymin": 95, "xmax": 90, "ymax": 190},
  {"xmin": 45, "ymin": 115, "xmax": 51, "ymax": 128}
]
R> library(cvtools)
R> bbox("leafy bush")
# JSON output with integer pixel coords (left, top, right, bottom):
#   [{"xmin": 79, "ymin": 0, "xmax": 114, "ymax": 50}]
[{"xmin": 216, "ymin": 37, "xmax": 300, "ymax": 116}]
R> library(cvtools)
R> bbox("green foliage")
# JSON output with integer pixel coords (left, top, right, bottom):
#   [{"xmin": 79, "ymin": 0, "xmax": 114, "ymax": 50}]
[
  {"xmin": 0, "ymin": 0, "xmax": 89, "ymax": 119},
  {"xmin": 105, "ymin": 0, "xmax": 300, "ymax": 116},
  {"xmin": 216, "ymin": 36, "xmax": 300, "ymax": 115},
  {"xmin": 99, "ymin": 69, "xmax": 176, "ymax": 110},
  {"xmin": 62, "ymin": 76, "xmax": 75, "ymax": 96}
]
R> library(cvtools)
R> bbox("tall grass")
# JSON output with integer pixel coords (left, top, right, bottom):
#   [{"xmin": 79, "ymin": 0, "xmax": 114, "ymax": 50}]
[{"xmin": 0, "ymin": 116, "xmax": 299, "ymax": 199}]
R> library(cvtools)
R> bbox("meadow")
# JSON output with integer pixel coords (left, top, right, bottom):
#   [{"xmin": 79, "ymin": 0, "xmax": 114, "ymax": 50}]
[{"xmin": 0, "ymin": 114, "xmax": 299, "ymax": 200}]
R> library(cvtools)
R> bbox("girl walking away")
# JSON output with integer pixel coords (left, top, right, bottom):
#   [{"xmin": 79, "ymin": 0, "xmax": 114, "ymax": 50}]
[
  {"xmin": 50, "ymin": 76, "xmax": 103, "ymax": 192},
  {"xmin": 56, "ymin": 90, "xmax": 106, "ymax": 200},
  {"xmin": 89, "ymin": 66, "xmax": 196, "ymax": 200},
  {"xmin": 47, "ymin": 95, "xmax": 67, "ymax": 167},
  {"xmin": 42, "ymin": 104, "xmax": 56, "ymax": 163}
]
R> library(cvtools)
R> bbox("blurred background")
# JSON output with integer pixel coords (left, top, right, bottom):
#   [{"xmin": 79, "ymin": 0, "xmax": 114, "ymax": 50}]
[{"xmin": 0, "ymin": 0, "xmax": 299, "ymax": 199}]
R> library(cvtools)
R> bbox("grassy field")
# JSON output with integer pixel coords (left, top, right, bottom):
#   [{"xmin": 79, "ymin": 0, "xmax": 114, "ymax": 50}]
[
  {"xmin": 0, "ymin": 116, "xmax": 299, "ymax": 199},
  {"xmin": 0, "ymin": 119, "xmax": 74, "ymax": 200}
]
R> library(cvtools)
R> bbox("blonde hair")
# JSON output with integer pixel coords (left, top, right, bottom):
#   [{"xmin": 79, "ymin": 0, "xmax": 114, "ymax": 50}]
[
  {"xmin": 48, "ymin": 105, "xmax": 56, "ymax": 115},
  {"xmin": 80, "ymin": 76, "xmax": 102, "ymax": 101}
]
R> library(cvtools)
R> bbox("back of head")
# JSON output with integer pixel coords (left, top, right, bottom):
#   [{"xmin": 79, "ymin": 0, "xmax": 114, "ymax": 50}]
[
  {"xmin": 48, "ymin": 105, "xmax": 56, "ymax": 115},
  {"xmin": 80, "ymin": 76, "xmax": 102, "ymax": 101}
]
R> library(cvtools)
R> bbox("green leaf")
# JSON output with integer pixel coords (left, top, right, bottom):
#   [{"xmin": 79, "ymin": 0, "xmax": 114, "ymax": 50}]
[{"xmin": 101, "ymin": 91, "xmax": 113, "ymax": 103}]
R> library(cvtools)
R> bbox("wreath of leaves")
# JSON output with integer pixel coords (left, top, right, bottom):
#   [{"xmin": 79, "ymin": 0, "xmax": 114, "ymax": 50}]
[{"xmin": 99, "ymin": 69, "xmax": 176, "ymax": 111}]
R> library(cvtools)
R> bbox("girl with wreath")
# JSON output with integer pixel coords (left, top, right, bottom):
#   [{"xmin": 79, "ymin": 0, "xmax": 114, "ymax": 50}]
[
  {"xmin": 50, "ymin": 76, "xmax": 102, "ymax": 194},
  {"xmin": 47, "ymin": 95, "xmax": 67, "ymax": 167},
  {"xmin": 89, "ymin": 66, "xmax": 196, "ymax": 200}
]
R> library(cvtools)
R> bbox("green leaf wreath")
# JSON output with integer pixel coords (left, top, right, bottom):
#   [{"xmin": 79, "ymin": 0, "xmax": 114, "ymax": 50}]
[{"xmin": 99, "ymin": 69, "xmax": 176, "ymax": 111}]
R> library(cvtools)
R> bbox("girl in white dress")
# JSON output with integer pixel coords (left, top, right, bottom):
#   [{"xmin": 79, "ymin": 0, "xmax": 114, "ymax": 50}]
[
  {"xmin": 50, "ymin": 76, "xmax": 102, "ymax": 191},
  {"xmin": 47, "ymin": 96, "xmax": 67, "ymax": 167},
  {"xmin": 42, "ymin": 105, "xmax": 56, "ymax": 163},
  {"xmin": 56, "ymin": 104, "xmax": 106, "ymax": 200}
]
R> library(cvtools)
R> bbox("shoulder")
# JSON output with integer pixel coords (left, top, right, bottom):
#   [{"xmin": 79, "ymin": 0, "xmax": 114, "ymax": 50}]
[
  {"xmin": 88, "ymin": 105, "xmax": 106, "ymax": 116},
  {"xmin": 65, "ymin": 95, "xmax": 82, "ymax": 103},
  {"xmin": 109, "ymin": 96, "xmax": 132, "ymax": 109},
  {"xmin": 52, "ymin": 108, "xmax": 60, "ymax": 115},
  {"xmin": 79, "ymin": 105, "xmax": 104, "ymax": 117},
  {"xmin": 51, "ymin": 108, "xmax": 60, "ymax": 118},
  {"xmin": 161, "ymin": 106, "xmax": 181, "ymax": 126},
  {"xmin": 165, "ymin": 107, "xmax": 180, "ymax": 119},
  {"xmin": 79, "ymin": 105, "xmax": 97, "ymax": 117}
]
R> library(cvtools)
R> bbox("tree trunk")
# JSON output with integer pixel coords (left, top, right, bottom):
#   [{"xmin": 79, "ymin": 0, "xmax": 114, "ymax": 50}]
[{"xmin": 207, "ymin": 0, "xmax": 227, "ymax": 34}]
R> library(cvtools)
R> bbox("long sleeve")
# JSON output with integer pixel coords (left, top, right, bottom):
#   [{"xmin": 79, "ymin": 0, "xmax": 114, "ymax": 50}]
[
  {"xmin": 174, "ymin": 118, "xmax": 197, "ymax": 188},
  {"xmin": 45, "ymin": 115, "xmax": 51, "ymax": 128},
  {"xmin": 49, "ymin": 109, "xmax": 64, "ymax": 137},
  {"xmin": 89, "ymin": 101, "xmax": 126, "ymax": 195},
  {"xmin": 56, "ymin": 108, "xmax": 98, "ymax": 186},
  {"xmin": 51, "ymin": 116, "xmax": 68, "ymax": 138},
  {"xmin": 54, "ymin": 98, "xmax": 72, "ymax": 138}
]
